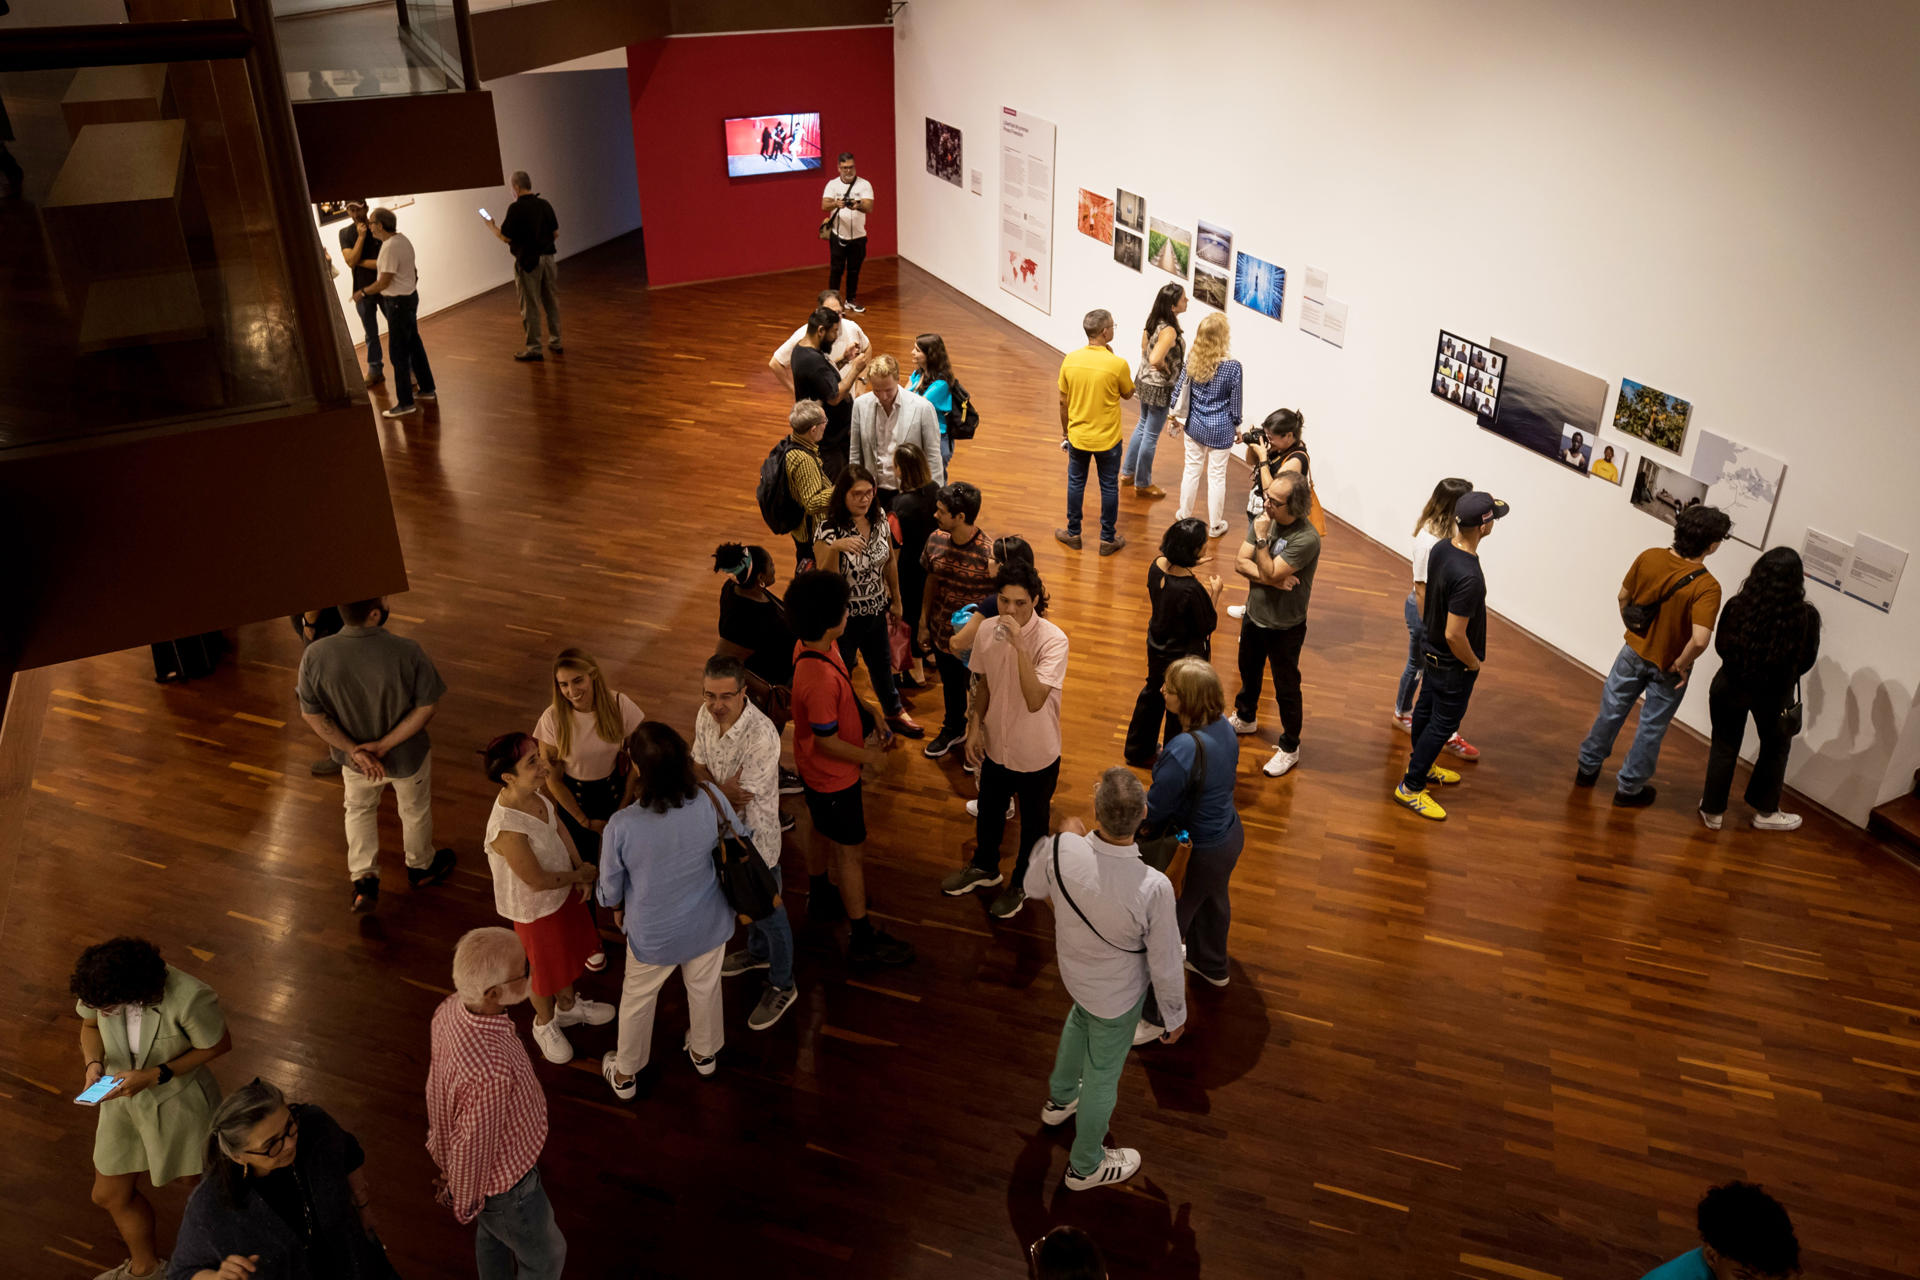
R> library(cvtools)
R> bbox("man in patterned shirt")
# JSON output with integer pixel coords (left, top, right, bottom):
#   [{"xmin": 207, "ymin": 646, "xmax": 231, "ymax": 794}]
[
  {"xmin": 693, "ymin": 654, "xmax": 799, "ymax": 1030},
  {"xmin": 918, "ymin": 480, "xmax": 995, "ymax": 760},
  {"xmin": 784, "ymin": 399, "xmax": 834, "ymax": 570},
  {"xmin": 426, "ymin": 928, "xmax": 566, "ymax": 1280}
]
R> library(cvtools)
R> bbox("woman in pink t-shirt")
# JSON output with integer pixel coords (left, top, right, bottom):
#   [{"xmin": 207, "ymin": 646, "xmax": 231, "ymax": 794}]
[{"xmin": 534, "ymin": 647, "xmax": 644, "ymax": 871}]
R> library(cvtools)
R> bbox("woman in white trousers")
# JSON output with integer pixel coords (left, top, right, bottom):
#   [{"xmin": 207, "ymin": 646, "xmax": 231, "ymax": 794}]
[{"xmin": 1172, "ymin": 313, "xmax": 1244, "ymax": 537}]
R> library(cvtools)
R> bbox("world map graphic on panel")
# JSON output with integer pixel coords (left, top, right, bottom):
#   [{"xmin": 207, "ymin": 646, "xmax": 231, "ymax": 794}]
[{"xmin": 1688, "ymin": 429, "xmax": 1786, "ymax": 549}]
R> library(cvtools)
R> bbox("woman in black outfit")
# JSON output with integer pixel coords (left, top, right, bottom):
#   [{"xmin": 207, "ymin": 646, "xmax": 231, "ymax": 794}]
[
  {"xmin": 1699, "ymin": 546, "xmax": 1820, "ymax": 832},
  {"xmin": 890, "ymin": 443, "xmax": 942, "ymax": 687},
  {"xmin": 1125, "ymin": 517, "xmax": 1223, "ymax": 765},
  {"xmin": 170, "ymin": 1078, "xmax": 391, "ymax": 1280},
  {"xmin": 715, "ymin": 543, "xmax": 797, "ymax": 748}
]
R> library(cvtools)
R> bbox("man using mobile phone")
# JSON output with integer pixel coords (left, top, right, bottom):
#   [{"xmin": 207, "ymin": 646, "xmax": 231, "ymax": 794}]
[
  {"xmin": 821, "ymin": 152, "xmax": 875, "ymax": 313},
  {"xmin": 487, "ymin": 170, "xmax": 561, "ymax": 362},
  {"xmin": 336, "ymin": 201, "xmax": 384, "ymax": 386}
]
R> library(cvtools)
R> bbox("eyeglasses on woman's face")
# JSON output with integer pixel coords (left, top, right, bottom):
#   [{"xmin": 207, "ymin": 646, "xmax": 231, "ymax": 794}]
[{"xmin": 245, "ymin": 1109, "xmax": 299, "ymax": 1158}]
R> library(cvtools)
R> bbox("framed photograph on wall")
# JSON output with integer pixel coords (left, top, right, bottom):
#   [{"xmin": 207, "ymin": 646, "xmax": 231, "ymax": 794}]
[
  {"xmin": 1147, "ymin": 217, "xmax": 1191, "ymax": 279},
  {"xmin": 1076, "ymin": 189, "xmax": 1114, "ymax": 244},
  {"xmin": 1113, "ymin": 228, "xmax": 1143, "ymax": 271},
  {"xmin": 1430, "ymin": 330, "xmax": 1504, "ymax": 418},
  {"xmin": 1116, "ymin": 188, "xmax": 1145, "ymax": 232},
  {"xmin": 1193, "ymin": 265, "xmax": 1228, "ymax": 309},
  {"xmin": 1613, "ymin": 378, "xmax": 1692, "ymax": 455},
  {"xmin": 925, "ymin": 118, "xmax": 963, "ymax": 186}
]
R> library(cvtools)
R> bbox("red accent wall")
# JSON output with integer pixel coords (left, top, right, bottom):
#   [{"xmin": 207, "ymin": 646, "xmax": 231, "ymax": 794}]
[{"xmin": 626, "ymin": 29, "xmax": 896, "ymax": 287}]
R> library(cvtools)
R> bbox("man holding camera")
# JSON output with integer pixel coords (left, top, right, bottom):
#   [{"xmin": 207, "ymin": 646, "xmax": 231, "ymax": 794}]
[{"xmin": 822, "ymin": 152, "xmax": 875, "ymax": 313}]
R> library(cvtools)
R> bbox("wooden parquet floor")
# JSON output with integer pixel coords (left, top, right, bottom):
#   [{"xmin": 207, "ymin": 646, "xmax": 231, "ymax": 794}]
[{"xmin": 5, "ymin": 239, "xmax": 1919, "ymax": 1280}]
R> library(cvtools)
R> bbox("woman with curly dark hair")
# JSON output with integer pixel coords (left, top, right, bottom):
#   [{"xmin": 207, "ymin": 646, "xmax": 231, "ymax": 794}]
[{"xmin": 1699, "ymin": 546, "xmax": 1820, "ymax": 832}]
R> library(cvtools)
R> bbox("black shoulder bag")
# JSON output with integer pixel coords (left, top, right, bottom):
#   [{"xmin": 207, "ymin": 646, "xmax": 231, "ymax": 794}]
[
  {"xmin": 1051, "ymin": 835, "xmax": 1144, "ymax": 954},
  {"xmin": 702, "ymin": 783, "xmax": 780, "ymax": 923},
  {"xmin": 1137, "ymin": 731, "xmax": 1207, "ymax": 873},
  {"xmin": 1620, "ymin": 567, "xmax": 1705, "ymax": 637}
]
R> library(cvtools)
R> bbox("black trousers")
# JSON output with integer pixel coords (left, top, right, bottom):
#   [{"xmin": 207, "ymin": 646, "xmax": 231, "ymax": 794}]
[
  {"xmin": 1234, "ymin": 621, "xmax": 1307, "ymax": 750},
  {"xmin": 553, "ymin": 772, "xmax": 625, "ymax": 865},
  {"xmin": 837, "ymin": 611, "xmax": 904, "ymax": 717},
  {"xmin": 829, "ymin": 234, "xmax": 868, "ymax": 303},
  {"xmin": 1124, "ymin": 645, "xmax": 1191, "ymax": 765},
  {"xmin": 1701, "ymin": 670, "xmax": 1796, "ymax": 814},
  {"xmin": 934, "ymin": 646, "xmax": 970, "ymax": 737},
  {"xmin": 971, "ymin": 756, "xmax": 1061, "ymax": 889},
  {"xmin": 1403, "ymin": 659, "xmax": 1477, "ymax": 791}
]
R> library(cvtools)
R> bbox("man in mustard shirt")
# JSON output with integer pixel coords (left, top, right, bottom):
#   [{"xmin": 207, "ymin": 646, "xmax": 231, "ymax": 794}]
[{"xmin": 1056, "ymin": 309, "xmax": 1136, "ymax": 555}]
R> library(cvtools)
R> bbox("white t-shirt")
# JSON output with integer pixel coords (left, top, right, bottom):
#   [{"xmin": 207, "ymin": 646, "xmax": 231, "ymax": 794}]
[
  {"xmin": 124, "ymin": 1006, "xmax": 146, "ymax": 1060},
  {"xmin": 533, "ymin": 692, "xmax": 644, "ymax": 782},
  {"xmin": 773, "ymin": 316, "xmax": 868, "ymax": 370},
  {"xmin": 375, "ymin": 232, "xmax": 418, "ymax": 296},
  {"xmin": 484, "ymin": 793, "xmax": 575, "ymax": 923},
  {"xmin": 1411, "ymin": 528, "xmax": 1441, "ymax": 586},
  {"xmin": 822, "ymin": 176, "xmax": 875, "ymax": 240}
]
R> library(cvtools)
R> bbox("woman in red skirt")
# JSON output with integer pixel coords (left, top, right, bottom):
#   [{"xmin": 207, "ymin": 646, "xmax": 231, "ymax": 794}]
[{"xmin": 482, "ymin": 733, "xmax": 614, "ymax": 1064}]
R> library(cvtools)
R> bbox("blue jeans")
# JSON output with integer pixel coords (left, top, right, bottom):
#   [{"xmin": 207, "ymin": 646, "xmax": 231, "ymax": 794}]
[
  {"xmin": 383, "ymin": 292, "xmax": 435, "ymax": 407},
  {"xmin": 1065, "ymin": 442, "xmax": 1122, "ymax": 543},
  {"xmin": 1577, "ymin": 644, "xmax": 1688, "ymax": 795},
  {"xmin": 475, "ymin": 1166, "xmax": 566, "ymax": 1280},
  {"xmin": 747, "ymin": 867, "xmax": 794, "ymax": 989},
  {"xmin": 1394, "ymin": 591, "xmax": 1425, "ymax": 715},
  {"xmin": 1121, "ymin": 401, "xmax": 1171, "ymax": 487},
  {"xmin": 353, "ymin": 292, "xmax": 384, "ymax": 375},
  {"xmin": 1403, "ymin": 659, "xmax": 1477, "ymax": 792},
  {"xmin": 939, "ymin": 430, "xmax": 953, "ymax": 468}
]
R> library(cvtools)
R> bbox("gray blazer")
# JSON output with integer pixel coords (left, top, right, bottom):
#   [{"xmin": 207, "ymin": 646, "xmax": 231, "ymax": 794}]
[{"xmin": 848, "ymin": 387, "xmax": 946, "ymax": 488}]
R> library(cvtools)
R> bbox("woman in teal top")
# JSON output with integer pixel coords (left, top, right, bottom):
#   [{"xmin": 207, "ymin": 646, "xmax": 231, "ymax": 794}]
[
  {"xmin": 71, "ymin": 937, "xmax": 233, "ymax": 1280},
  {"xmin": 1640, "ymin": 1181, "xmax": 1800, "ymax": 1280},
  {"xmin": 909, "ymin": 332, "xmax": 956, "ymax": 468}
]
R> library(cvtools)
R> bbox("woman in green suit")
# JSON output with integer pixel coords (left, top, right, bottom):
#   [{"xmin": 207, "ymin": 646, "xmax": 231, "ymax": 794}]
[{"xmin": 70, "ymin": 937, "xmax": 234, "ymax": 1280}]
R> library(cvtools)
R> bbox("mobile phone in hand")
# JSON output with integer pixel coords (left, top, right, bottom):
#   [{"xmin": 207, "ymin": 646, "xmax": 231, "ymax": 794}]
[
  {"xmin": 478, "ymin": 208, "xmax": 493, "ymax": 222},
  {"xmin": 75, "ymin": 1075, "xmax": 123, "ymax": 1106}
]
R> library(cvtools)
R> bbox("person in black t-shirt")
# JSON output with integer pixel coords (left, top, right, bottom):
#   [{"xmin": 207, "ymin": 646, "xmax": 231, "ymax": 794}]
[
  {"xmin": 1126, "ymin": 517, "xmax": 1222, "ymax": 764},
  {"xmin": 489, "ymin": 170, "xmax": 561, "ymax": 361},
  {"xmin": 1394, "ymin": 491, "xmax": 1508, "ymax": 821},
  {"xmin": 790, "ymin": 306, "xmax": 871, "ymax": 482},
  {"xmin": 336, "ymin": 202, "xmax": 384, "ymax": 385}
]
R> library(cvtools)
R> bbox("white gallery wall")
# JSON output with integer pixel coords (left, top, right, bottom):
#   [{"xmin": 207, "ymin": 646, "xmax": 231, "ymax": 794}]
[
  {"xmin": 311, "ymin": 67, "xmax": 641, "ymax": 339},
  {"xmin": 892, "ymin": 0, "xmax": 1920, "ymax": 826}
]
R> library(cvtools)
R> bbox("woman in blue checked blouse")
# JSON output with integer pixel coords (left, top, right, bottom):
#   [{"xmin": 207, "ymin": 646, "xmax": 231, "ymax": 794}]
[{"xmin": 1171, "ymin": 313, "xmax": 1243, "ymax": 537}]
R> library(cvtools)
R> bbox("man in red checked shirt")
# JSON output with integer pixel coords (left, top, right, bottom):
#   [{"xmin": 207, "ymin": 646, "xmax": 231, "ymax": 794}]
[{"xmin": 426, "ymin": 927, "xmax": 567, "ymax": 1279}]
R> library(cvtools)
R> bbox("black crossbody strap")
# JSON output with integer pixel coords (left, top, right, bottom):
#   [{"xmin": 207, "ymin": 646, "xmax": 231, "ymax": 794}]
[
  {"xmin": 1633, "ymin": 567, "xmax": 1705, "ymax": 613},
  {"xmin": 1052, "ymin": 835, "xmax": 1146, "ymax": 955}
]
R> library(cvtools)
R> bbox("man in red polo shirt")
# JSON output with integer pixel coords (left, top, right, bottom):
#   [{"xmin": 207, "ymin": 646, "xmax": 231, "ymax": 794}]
[{"xmin": 787, "ymin": 570, "xmax": 915, "ymax": 967}]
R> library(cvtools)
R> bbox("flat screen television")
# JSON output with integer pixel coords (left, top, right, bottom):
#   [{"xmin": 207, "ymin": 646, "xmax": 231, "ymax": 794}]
[{"xmin": 724, "ymin": 113, "xmax": 822, "ymax": 177}]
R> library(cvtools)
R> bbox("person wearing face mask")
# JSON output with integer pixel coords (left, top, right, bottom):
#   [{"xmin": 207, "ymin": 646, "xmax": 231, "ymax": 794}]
[
  {"xmin": 847, "ymin": 354, "xmax": 945, "ymax": 505},
  {"xmin": 69, "ymin": 938, "xmax": 234, "ymax": 1280},
  {"xmin": 480, "ymin": 733, "xmax": 611, "ymax": 1065},
  {"xmin": 170, "ymin": 1079, "xmax": 392, "ymax": 1280},
  {"xmin": 426, "ymin": 928, "xmax": 567, "ymax": 1280},
  {"xmin": 533, "ymin": 648, "xmax": 645, "ymax": 866}
]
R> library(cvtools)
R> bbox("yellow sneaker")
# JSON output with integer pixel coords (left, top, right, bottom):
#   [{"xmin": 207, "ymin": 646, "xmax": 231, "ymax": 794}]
[
  {"xmin": 1394, "ymin": 784, "xmax": 1447, "ymax": 820},
  {"xmin": 1426, "ymin": 763, "xmax": 1461, "ymax": 785}
]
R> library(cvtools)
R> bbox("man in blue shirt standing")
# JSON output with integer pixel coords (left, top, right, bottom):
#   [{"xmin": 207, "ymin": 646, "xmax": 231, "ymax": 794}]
[{"xmin": 1641, "ymin": 1181, "xmax": 1800, "ymax": 1279}]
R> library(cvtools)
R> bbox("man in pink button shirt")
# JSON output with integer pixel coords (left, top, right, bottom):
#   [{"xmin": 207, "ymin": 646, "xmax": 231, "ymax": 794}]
[{"xmin": 938, "ymin": 560, "xmax": 1069, "ymax": 919}]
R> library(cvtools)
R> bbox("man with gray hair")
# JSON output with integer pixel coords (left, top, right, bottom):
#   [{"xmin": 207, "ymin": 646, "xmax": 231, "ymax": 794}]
[
  {"xmin": 782, "ymin": 398, "xmax": 834, "ymax": 568},
  {"xmin": 352, "ymin": 206, "xmax": 437, "ymax": 418},
  {"xmin": 1056, "ymin": 308, "xmax": 1135, "ymax": 555},
  {"xmin": 1229, "ymin": 469, "xmax": 1321, "ymax": 780},
  {"xmin": 426, "ymin": 928, "xmax": 567, "ymax": 1279},
  {"xmin": 1024, "ymin": 768, "xmax": 1186, "ymax": 1192},
  {"xmin": 489, "ymin": 170, "xmax": 560, "ymax": 362}
]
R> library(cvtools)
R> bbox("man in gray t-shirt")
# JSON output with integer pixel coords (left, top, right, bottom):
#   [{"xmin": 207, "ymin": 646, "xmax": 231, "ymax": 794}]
[
  {"xmin": 1228, "ymin": 472, "xmax": 1321, "ymax": 780},
  {"xmin": 296, "ymin": 596, "xmax": 453, "ymax": 911}
]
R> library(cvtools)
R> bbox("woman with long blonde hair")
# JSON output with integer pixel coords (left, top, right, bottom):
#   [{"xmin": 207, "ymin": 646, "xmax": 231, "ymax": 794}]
[
  {"xmin": 1391, "ymin": 478, "xmax": 1479, "ymax": 761},
  {"xmin": 1171, "ymin": 312, "xmax": 1243, "ymax": 536},
  {"xmin": 534, "ymin": 647, "xmax": 645, "ymax": 865}
]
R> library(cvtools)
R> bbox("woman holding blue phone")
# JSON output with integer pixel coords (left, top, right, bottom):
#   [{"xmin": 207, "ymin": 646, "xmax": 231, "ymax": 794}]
[{"xmin": 70, "ymin": 937, "xmax": 233, "ymax": 1280}]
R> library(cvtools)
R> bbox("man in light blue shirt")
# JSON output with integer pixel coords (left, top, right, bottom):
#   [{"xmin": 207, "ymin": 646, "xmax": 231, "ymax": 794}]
[
  {"xmin": 1023, "ymin": 768, "xmax": 1186, "ymax": 1193},
  {"xmin": 1641, "ymin": 1181, "xmax": 1800, "ymax": 1280}
]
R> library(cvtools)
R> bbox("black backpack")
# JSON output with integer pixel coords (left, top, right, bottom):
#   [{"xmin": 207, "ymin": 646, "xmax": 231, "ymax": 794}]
[
  {"xmin": 945, "ymin": 374, "xmax": 981, "ymax": 441},
  {"xmin": 756, "ymin": 438, "xmax": 805, "ymax": 535}
]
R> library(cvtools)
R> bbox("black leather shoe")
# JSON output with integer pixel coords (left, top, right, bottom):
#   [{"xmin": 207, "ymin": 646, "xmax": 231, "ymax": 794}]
[
  {"xmin": 408, "ymin": 847, "xmax": 458, "ymax": 887},
  {"xmin": 1612, "ymin": 785, "xmax": 1657, "ymax": 809}
]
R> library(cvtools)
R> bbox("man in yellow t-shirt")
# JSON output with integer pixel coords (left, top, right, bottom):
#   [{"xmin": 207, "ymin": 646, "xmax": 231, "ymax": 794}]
[
  {"xmin": 1056, "ymin": 309, "xmax": 1136, "ymax": 555},
  {"xmin": 1590, "ymin": 444, "xmax": 1620, "ymax": 484}
]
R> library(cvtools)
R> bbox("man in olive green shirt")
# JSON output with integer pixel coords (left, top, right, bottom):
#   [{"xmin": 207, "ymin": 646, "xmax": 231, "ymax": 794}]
[
  {"xmin": 1229, "ymin": 472, "xmax": 1320, "ymax": 779},
  {"xmin": 1055, "ymin": 308, "xmax": 1135, "ymax": 554}
]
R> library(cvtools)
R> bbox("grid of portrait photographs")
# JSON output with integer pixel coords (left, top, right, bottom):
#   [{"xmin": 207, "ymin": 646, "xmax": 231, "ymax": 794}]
[
  {"xmin": 925, "ymin": 119, "xmax": 962, "ymax": 186},
  {"xmin": 1430, "ymin": 331, "xmax": 1503, "ymax": 417}
]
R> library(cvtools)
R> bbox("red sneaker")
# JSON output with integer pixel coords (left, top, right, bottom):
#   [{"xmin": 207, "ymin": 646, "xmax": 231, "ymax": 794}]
[
  {"xmin": 1391, "ymin": 710, "xmax": 1413, "ymax": 733},
  {"xmin": 1442, "ymin": 732, "xmax": 1480, "ymax": 761}
]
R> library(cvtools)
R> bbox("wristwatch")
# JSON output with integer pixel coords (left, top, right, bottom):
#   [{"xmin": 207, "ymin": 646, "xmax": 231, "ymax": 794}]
[{"xmin": 156, "ymin": 1063, "xmax": 174, "ymax": 1085}]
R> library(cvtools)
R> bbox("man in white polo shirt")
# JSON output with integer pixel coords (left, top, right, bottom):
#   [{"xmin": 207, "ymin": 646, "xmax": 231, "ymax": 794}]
[
  {"xmin": 353, "ymin": 206, "xmax": 438, "ymax": 419},
  {"xmin": 821, "ymin": 152, "xmax": 875, "ymax": 313},
  {"xmin": 768, "ymin": 289, "xmax": 867, "ymax": 392}
]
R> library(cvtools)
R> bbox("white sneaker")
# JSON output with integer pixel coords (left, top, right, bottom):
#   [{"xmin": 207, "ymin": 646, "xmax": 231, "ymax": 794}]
[
  {"xmin": 1226, "ymin": 713, "xmax": 1258, "ymax": 735},
  {"xmin": 964, "ymin": 798, "xmax": 1016, "ymax": 818},
  {"xmin": 94, "ymin": 1260, "xmax": 168, "ymax": 1280},
  {"xmin": 1040, "ymin": 1096, "xmax": 1078, "ymax": 1126},
  {"xmin": 530, "ymin": 1015, "xmax": 573, "ymax": 1064},
  {"xmin": 1699, "ymin": 809, "xmax": 1724, "ymax": 830},
  {"xmin": 1751, "ymin": 811, "xmax": 1802, "ymax": 831},
  {"xmin": 1227, "ymin": 604, "xmax": 1247, "ymax": 620},
  {"xmin": 553, "ymin": 997, "xmax": 613, "ymax": 1027},
  {"xmin": 601, "ymin": 1053, "xmax": 635, "ymax": 1100},
  {"xmin": 1065, "ymin": 1146, "xmax": 1142, "ymax": 1190},
  {"xmin": 684, "ymin": 1032, "xmax": 718, "ymax": 1076},
  {"xmin": 381, "ymin": 403, "xmax": 418, "ymax": 418},
  {"xmin": 1262, "ymin": 746, "xmax": 1300, "ymax": 777},
  {"xmin": 1390, "ymin": 710, "xmax": 1413, "ymax": 732},
  {"xmin": 1133, "ymin": 1020, "xmax": 1166, "ymax": 1046},
  {"xmin": 1185, "ymin": 959, "xmax": 1229, "ymax": 988},
  {"xmin": 1208, "ymin": 521, "xmax": 1232, "ymax": 538}
]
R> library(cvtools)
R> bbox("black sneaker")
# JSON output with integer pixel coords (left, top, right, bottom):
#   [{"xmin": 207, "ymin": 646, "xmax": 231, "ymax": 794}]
[
  {"xmin": 778, "ymin": 768, "xmax": 804, "ymax": 795},
  {"xmin": 1612, "ymin": 784, "xmax": 1657, "ymax": 809},
  {"xmin": 988, "ymin": 887, "xmax": 1026, "ymax": 919},
  {"xmin": 779, "ymin": 810, "xmax": 796, "ymax": 833},
  {"xmin": 1574, "ymin": 765, "xmax": 1600, "ymax": 787},
  {"xmin": 923, "ymin": 730, "xmax": 964, "ymax": 759},
  {"xmin": 810, "ymin": 879, "xmax": 846, "ymax": 923},
  {"xmin": 350, "ymin": 875, "xmax": 380, "ymax": 913},
  {"xmin": 849, "ymin": 926, "xmax": 915, "ymax": 966},
  {"xmin": 514, "ymin": 350, "xmax": 544, "ymax": 362},
  {"xmin": 407, "ymin": 847, "xmax": 457, "ymax": 888}
]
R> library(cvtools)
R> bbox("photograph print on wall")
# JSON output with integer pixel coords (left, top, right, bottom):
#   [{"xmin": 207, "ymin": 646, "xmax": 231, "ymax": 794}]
[
  {"xmin": 1147, "ymin": 217, "xmax": 1191, "ymax": 278},
  {"xmin": 1114, "ymin": 228, "xmax": 1144, "ymax": 271},
  {"xmin": 1116, "ymin": 188, "xmax": 1145, "ymax": 231},
  {"xmin": 1077, "ymin": 189, "xmax": 1115, "ymax": 245},
  {"xmin": 1233, "ymin": 252, "xmax": 1285, "ymax": 320},
  {"xmin": 1429, "ymin": 330, "xmax": 1505, "ymax": 417},
  {"xmin": 1630, "ymin": 455, "xmax": 1708, "ymax": 530},
  {"xmin": 1612, "ymin": 378, "xmax": 1692, "ymax": 455},
  {"xmin": 1689, "ymin": 429, "xmax": 1787, "ymax": 548},
  {"xmin": 925, "ymin": 118, "xmax": 963, "ymax": 186},
  {"xmin": 315, "ymin": 199, "xmax": 354, "ymax": 226},
  {"xmin": 1479, "ymin": 337, "xmax": 1608, "ymax": 469},
  {"xmin": 1559, "ymin": 426, "xmax": 1594, "ymax": 475},
  {"xmin": 1193, "ymin": 266, "xmax": 1229, "ymax": 310},
  {"xmin": 1588, "ymin": 441, "xmax": 1628, "ymax": 484},
  {"xmin": 1196, "ymin": 219, "xmax": 1233, "ymax": 270}
]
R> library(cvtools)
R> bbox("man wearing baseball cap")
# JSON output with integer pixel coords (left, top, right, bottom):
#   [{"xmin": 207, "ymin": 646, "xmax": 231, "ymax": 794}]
[{"xmin": 1394, "ymin": 491, "xmax": 1508, "ymax": 820}]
